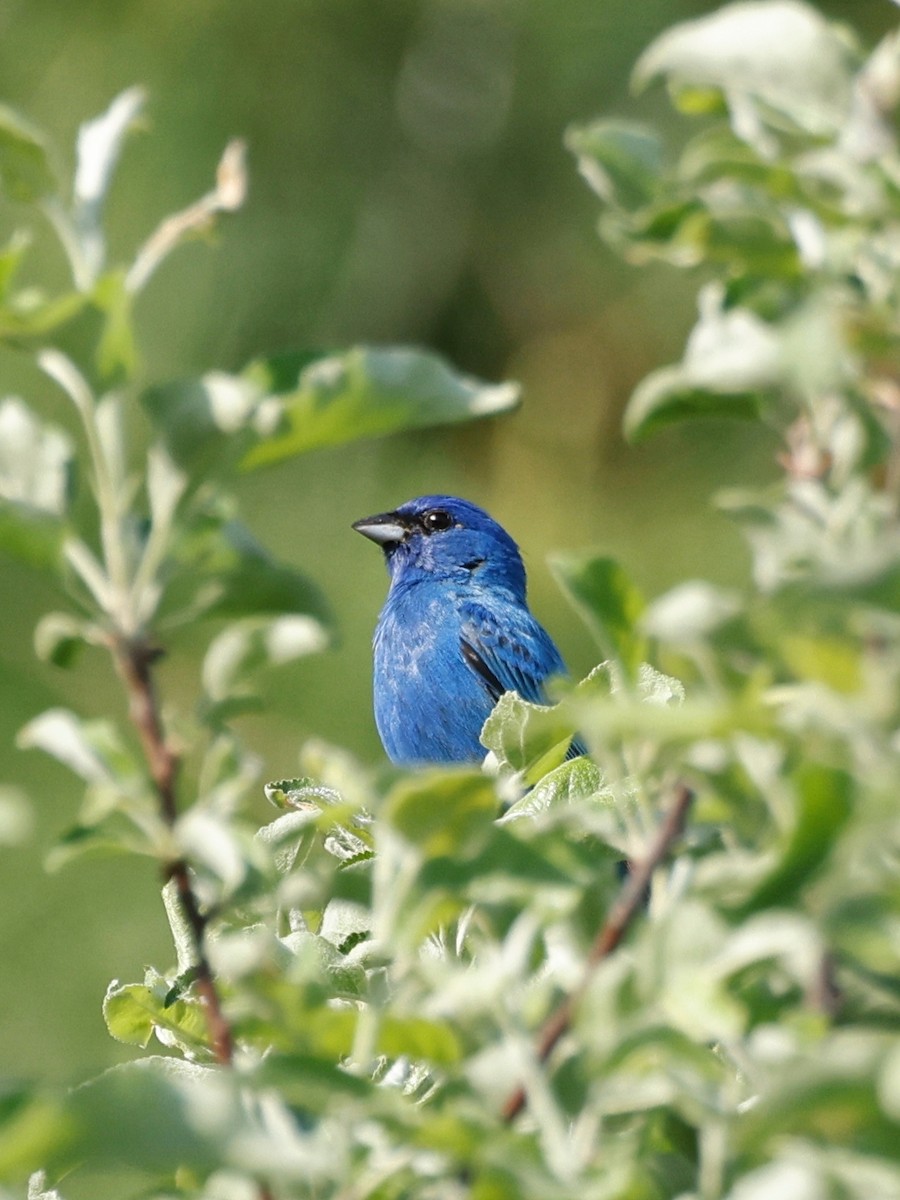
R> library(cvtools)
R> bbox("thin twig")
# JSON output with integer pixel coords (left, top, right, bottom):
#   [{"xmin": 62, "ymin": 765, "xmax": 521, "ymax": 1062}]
[
  {"xmin": 112, "ymin": 634, "xmax": 235, "ymax": 1067},
  {"xmin": 501, "ymin": 782, "xmax": 694, "ymax": 1123}
]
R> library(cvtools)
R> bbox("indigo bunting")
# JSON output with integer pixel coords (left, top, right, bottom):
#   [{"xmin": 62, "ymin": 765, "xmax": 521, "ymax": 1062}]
[{"xmin": 353, "ymin": 494, "xmax": 581, "ymax": 766}]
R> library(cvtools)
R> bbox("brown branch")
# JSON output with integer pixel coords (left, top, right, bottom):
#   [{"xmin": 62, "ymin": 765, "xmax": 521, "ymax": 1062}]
[
  {"xmin": 112, "ymin": 635, "xmax": 235, "ymax": 1067},
  {"xmin": 501, "ymin": 782, "xmax": 694, "ymax": 1123}
]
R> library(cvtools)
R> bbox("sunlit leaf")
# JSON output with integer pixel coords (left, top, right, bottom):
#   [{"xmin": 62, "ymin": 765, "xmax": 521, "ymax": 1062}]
[
  {"xmin": 203, "ymin": 614, "xmax": 329, "ymax": 702},
  {"xmin": 144, "ymin": 346, "xmax": 520, "ymax": 477},
  {"xmin": 642, "ymin": 580, "xmax": 743, "ymax": 644},
  {"xmin": 0, "ymin": 398, "xmax": 72, "ymax": 570},
  {"xmin": 241, "ymin": 345, "xmax": 520, "ymax": 466},
  {"xmin": 624, "ymin": 286, "xmax": 781, "ymax": 442},
  {"xmin": 634, "ymin": 1, "xmax": 858, "ymax": 151},
  {"xmin": 480, "ymin": 691, "xmax": 578, "ymax": 782},
  {"xmin": 384, "ymin": 769, "xmax": 498, "ymax": 859},
  {"xmin": 17, "ymin": 708, "xmax": 138, "ymax": 786},
  {"xmin": 499, "ymin": 755, "xmax": 607, "ymax": 824},
  {"xmin": 69, "ymin": 88, "xmax": 146, "ymax": 287},
  {"xmin": 103, "ymin": 979, "xmax": 208, "ymax": 1054}
]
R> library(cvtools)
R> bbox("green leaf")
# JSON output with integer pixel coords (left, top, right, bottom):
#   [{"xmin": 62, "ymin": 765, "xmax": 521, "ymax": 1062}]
[
  {"xmin": 565, "ymin": 119, "xmax": 662, "ymax": 211},
  {"xmin": 69, "ymin": 88, "xmax": 145, "ymax": 287},
  {"xmin": 144, "ymin": 346, "xmax": 520, "ymax": 477},
  {"xmin": 203, "ymin": 614, "xmax": 329, "ymax": 702},
  {"xmin": 33, "ymin": 612, "xmax": 94, "ymax": 668},
  {"xmin": 633, "ymin": 1, "xmax": 857, "ymax": 150},
  {"xmin": 103, "ymin": 978, "xmax": 208, "ymax": 1053},
  {"xmin": 256, "ymin": 1054, "xmax": 373, "ymax": 1111},
  {"xmin": 550, "ymin": 552, "xmax": 646, "ymax": 675},
  {"xmin": 642, "ymin": 580, "xmax": 742, "ymax": 645},
  {"xmin": 0, "ymin": 231, "xmax": 30, "ymax": 299},
  {"xmin": 0, "ymin": 785, "xmax": 32, "ymax": 846},
  {"xmin": 141, "ymin": 370, "xmax": 271, "ymax": 478},
  {"xmin": 384, "ymin": 768, "xmax": 498, "ymax": 859},
  {"xmin": 0, "ymin": 104, "xmax": 55, "ymax": 201},
  {"xmin": 737, "ymin": 763, "xmax": 853, "ymax": 913},
  {"xmin": 736, "ymin": 1032, "xmax": 898, "ymax": 1159},
  {"xmin": 60, "ymin": 1059, "xmax": 240, "ymax": 1175},
  {"xmin": 377, "ymin": 1014, "xmax": 463, "ymax": 1066},
  {"xmin": 17, "ymin": 708, "xmax": 137, "ymax": 786},
  {"xmin": 480, "ymin": 691, "xmax": 578, "ymax": 782},
  {"xmin": 90, "ymin": 269, "xmax": 136, "ymax": 382},
  {"xmin": 623, "ymin": 287, "xmax": 782, "ymax": 441},
  {"xmin": 0, "ymin": 1084, "xmax": 71, "ymax": 1182},
  {"xmin": 0, "ymin": 288, "xmax": 86, "ymax": 345},
  {"xmin": 241, "ymin": 345, "xmax": 521, "ymax": 467},
  {"xmin": 0, "ymin": 398, "xmax": 72, "ymax": 570},
  {"xmin": 44, "ymin": 816, "xmax": 160, "ymax": 871},
  {"xmin": 499, "ymin": 755, "xmax": 607, "ymax": 824}
]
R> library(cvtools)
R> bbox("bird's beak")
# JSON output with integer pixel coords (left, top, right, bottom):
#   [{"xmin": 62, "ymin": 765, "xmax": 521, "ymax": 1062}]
[{"xmin": 352, "ymin": 511, "xmax": 409, "ymax": 547}]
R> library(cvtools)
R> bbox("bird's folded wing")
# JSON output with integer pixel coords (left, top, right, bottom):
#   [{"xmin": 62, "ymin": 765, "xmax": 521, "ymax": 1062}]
[{"xmin": 458, "ymin": 601, "xmax": 567, "ymax": 706}]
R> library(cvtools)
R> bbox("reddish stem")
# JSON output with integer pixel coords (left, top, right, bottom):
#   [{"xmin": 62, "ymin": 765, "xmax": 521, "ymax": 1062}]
[
  {"xmin": 112, "ymin": 635, "xmax": 234, "ymax": 1067},
  {"xmin": 501, "ymin": 782, "xmax": 694, "ymax": 1123}
]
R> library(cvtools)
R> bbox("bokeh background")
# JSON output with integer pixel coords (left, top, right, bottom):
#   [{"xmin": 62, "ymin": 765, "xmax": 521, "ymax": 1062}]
[{"xmin": 0, "ymin": 0, "xmax": 894, "ymax": 1083}]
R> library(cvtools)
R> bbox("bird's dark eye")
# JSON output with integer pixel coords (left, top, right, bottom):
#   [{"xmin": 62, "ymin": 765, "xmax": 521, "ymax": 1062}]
[{"xmin": 421, "ymin": 509, "xmax": 454, "ymax": 533}]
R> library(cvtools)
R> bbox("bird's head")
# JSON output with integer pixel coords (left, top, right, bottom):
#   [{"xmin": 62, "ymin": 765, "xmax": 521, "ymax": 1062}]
[{"xmin": 353, "ymin": 495, "xmax": 527, "ymax": 598}]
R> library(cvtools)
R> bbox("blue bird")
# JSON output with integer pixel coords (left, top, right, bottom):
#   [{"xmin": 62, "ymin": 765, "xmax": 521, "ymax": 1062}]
[{"xmin": 353, "ymin": 494, "xmax": 581, "ymax": 766}]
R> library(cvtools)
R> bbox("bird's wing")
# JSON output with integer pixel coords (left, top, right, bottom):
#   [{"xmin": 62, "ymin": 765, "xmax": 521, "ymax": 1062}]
[{"xmin": 458, "ymin": 599, "xmax": 567, "ymax": 706}]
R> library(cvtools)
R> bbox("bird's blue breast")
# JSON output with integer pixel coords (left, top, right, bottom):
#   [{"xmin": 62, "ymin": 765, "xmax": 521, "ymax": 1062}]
[{"xmin": 373, "ymin": 582, "xmax": 497, "ymax": 764}]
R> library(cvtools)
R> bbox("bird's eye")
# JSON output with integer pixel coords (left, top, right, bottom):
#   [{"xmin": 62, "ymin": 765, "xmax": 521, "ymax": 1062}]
[{"xmin": 421, "ymin": 509, "xmax": 454, "ymax": 533}]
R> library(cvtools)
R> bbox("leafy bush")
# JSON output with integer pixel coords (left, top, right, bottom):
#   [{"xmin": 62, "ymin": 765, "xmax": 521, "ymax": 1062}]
[{"xmin": 2, "ymin": 2, "xmax": 900, "ymax": 1198}]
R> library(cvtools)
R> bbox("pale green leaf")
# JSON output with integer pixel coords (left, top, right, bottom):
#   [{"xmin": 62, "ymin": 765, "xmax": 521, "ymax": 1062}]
[
  {"xmin": 241, "ymin": 345, "xmax": 521, "ymax": 466},
  {"xmin": 0, "ymin": 785, "xmax": 32, "ymax": 846},
  {"xmin": 203, "ymin": 615, "xmax": 329, "ymax": 702},
  {"xmin": 565, "ymin": 119, "xmax": 662, "ymax": 211},
  {"xmin": 384, "ymin": 768, "xmax": 498, "ymax": 859},
  {"xmin": 70, "ymin": 88, "xmax": 145, "ymax": 286},
  {"xmin": 634, "ymin": 1, "xmax": 857, "ymax": 150},
  {"xmin": 480, "ymin": 691, "xmax": 578, "ymax": 781},
  {"xmin": 17, "ymin": 709, "xmax": 134, "ymax": 785},
  {"xmin": 642, "ymin": 580, "xmax": 742, "ymax": 644},
  {"xmin": 0, "ymin": 398, "xmax": 72, "ymax": 570}
]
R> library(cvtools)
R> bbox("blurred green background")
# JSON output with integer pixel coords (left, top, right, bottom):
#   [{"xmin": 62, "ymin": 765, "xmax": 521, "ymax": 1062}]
[{"xmin": 0, "ymin": 0, "xmax": 893, "ymax": 1084}]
